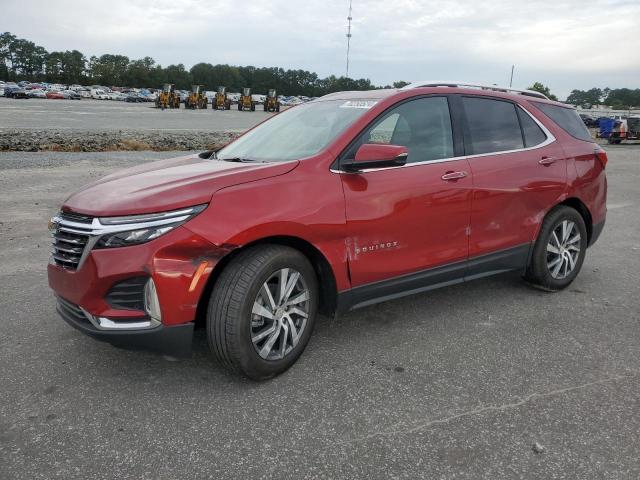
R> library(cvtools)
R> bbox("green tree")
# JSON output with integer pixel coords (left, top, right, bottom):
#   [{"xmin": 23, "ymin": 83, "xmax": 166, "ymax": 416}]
[
  {"xmin": 89, "ymin": 54, "xmax": 129, "ymax": 85},
  {"xmin": 528, "ymin": 82, "xmax": 558, "ymax": 101},
  {"xmin": 393, "ymin": 80, "xmax": 410, "ymax": 88},
  {"xmin": 604, "ymin": 88, "xmax": 640, "ymax": 109},
  {"xmin": 0, "ymin": 32, "xmax": 17, "ymax": 80},
  {"xmin": 566, "ymin": 88, "xmax": 603, "ymax": 107},
  {"xmin": 11, "ymin": 38, "xmax": 48, "ymax": 80},
  {"xmin": 164, "ymin": 64, "xmax": 192, "ymax": 90}
]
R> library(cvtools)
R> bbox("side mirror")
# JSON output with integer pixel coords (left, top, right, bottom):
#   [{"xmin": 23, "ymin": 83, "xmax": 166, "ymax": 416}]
[{"xmin": 342, "ymin": 144, "xmax": 408, "ymax": 172}]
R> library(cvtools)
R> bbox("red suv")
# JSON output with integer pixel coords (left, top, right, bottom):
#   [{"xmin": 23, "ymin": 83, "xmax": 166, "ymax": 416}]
[{"xmin": 48, "ymin": 82, "xmax": 607, "ymax": 379}]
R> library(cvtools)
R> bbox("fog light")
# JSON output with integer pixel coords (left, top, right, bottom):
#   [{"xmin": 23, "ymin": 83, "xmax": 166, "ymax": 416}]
[{"xmin": 144, "ymin": 278, "xmax": 162, "ymax": 322}]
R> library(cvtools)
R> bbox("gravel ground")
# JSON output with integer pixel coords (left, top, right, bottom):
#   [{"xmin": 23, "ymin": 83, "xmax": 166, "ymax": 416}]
[
  {"xmin": 0, "ymin": 97, "xmax": 268, "ymax": 151},
  {"xmin": 0, "ymin": 146, "xmax": 639, "ymax": 479}
]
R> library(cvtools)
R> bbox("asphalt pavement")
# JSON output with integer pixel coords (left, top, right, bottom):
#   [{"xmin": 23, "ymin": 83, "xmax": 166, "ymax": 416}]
[
  {"xmin": 0, "ymin": 97, "xmax": 270, "ymax": 132},
  {"xmin": 1, "ymin": 146, "xmax": 639, "ymax": 479}
]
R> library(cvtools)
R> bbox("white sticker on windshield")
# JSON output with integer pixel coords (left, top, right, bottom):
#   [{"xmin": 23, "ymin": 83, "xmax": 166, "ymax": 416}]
[{"xmin": 340, "ymin": 100, "xmax": 378, "ymax": 109}]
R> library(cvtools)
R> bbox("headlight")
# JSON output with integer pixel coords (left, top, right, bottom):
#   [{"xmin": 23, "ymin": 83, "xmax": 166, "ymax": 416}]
[{"xmin": 94, "ymin": 204, "xmax": 207, "ymax": 248}]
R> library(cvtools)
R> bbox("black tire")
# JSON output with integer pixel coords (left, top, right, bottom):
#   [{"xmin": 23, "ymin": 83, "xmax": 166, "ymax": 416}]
[
  {"xmin": 525, "ymin": 205, "xmax": 588, "ymax": 291},
  {"xmin": 207, "ymin": 245, "xmax": 318, "ymax": 380}
]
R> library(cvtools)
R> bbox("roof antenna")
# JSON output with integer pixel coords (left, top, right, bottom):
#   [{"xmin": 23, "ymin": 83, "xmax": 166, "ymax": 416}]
[
  {"xmin": 509, "ymin": 64, "xmax": 515, "ymax": 87},
  {"xmin": 346, "ymin": 0, "xmax": 353, "ymax": 78}
]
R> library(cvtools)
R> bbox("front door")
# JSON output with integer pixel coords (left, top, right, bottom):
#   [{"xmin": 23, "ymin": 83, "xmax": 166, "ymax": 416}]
[{"xmin": 338, "ymin": 96, "xmax": 472, "ymax": 287}]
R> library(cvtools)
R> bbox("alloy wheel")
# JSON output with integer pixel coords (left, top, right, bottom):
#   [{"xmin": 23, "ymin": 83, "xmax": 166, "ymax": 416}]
[
  {"xmin": 250, "ymin": 268, "xmax": 310, "ymax": 361},
  {"xmin": 546, "ymin": 220, "xmax": 581, "ymax": 279}
]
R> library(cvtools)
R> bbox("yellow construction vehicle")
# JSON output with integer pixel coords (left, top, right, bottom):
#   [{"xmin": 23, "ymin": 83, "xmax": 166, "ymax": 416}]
[
  {"xmin": 213, "ymin": 86, "xmax": 231, "ymax": 110},
  {"xmin": 185, "ymin": 85, "xmax": 208, "ymax": 109},
  {"xmin": 238, "ymin": 88, "xmax": 255, "ymax": 111},
  {"xmin": 263, "ymin": 89, "xmax": 280, "ymax": 112},
  {"xmin": 156, "ymin": 84, "xmax": 180, "ymax": 109}
]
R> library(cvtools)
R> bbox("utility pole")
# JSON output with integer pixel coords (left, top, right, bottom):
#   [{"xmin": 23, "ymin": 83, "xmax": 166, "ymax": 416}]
[
  {"xmin": 509, "ymin": 64, "xmax": 515, "ymax": 87},
  {"xmin": 346, "ymin": 0, "xmax": 353, "ymax": 78}
]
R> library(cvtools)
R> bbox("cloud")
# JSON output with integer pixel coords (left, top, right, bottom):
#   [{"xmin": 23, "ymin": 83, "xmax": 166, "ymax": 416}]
[{"xmin": 7, "ymin": 0, "xmax": 640, "ymax": 98}]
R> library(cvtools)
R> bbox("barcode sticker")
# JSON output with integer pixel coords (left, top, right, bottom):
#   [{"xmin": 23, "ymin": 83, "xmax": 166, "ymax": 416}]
[{"xmin": 340, "ymin": 100, "xmax": 378, "ymax": 109}]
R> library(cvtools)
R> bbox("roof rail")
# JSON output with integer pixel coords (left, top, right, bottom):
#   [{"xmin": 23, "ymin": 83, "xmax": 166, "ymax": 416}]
[{"xmin": 400, "ymin": 81, "xmax": 549, "ymax": 100}]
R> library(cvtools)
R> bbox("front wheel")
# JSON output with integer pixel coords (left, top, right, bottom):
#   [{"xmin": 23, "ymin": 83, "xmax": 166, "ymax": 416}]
[
  {"xmin": 525, "ymin": 206, "xmax": 588, "ymax": 291},
  {"xmin": 207, "ymin": 245, "xmax": 318, "ymax": 380}
]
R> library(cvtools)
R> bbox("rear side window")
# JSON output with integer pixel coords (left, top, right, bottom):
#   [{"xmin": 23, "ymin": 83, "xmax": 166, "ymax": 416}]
[
  {"xmin": 462, "ymin": 97, "xmax": 524, "ymax": 154},
  {"xmin": 532, "ymin": 102, "xmax": 592, "ymax": 142},
  {"xmin": 517, "ymin": 107, "xmax": 547, "ymax": 147}
]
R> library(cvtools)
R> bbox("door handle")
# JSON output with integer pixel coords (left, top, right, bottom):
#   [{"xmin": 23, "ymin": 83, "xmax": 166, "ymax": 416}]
[
  {"xmin": 441, "ymin": 171, "xmax": 468, "ymax": 181},
  {"xmin": 539, "ymin": 156, "xmax": 557, "ymax": 166}
]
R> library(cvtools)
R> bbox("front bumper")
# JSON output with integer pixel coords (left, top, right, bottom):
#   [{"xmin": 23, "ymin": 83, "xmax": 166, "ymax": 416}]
[
  {"xmin": 48, "ymin": 225, "xmax": 233, "ymax": 356},
  {"xmin": 56, "ymin": 296, "xmax": 194, "ymax": 356}
]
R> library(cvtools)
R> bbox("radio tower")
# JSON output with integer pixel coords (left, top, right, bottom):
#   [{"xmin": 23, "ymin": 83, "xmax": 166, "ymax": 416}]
[{"xmin": 346, "ymin": 0, "xmax": 353, "ymax": 78}]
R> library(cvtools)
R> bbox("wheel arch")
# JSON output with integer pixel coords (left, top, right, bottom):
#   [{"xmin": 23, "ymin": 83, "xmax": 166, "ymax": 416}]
[
  {"xmin": 194, "ymin": 236, "xmax": 338, "ymax": 328},
  {"xmin": 557, "ymin": 197, "xmax": 593, "ymax": 244}
]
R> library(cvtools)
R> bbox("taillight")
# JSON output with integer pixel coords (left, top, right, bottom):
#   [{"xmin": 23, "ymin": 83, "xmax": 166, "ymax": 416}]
[{"xmin": 595, "ymin": 147, "xmax": 608, "ymax": 169}]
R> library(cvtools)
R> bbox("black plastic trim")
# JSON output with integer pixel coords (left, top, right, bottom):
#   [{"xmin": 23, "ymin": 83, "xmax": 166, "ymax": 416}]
[
  {"xmin": 337, "ymin": 243, "xmax": 531, "ymax": 313},
  {"xmin": 588, "ymin": 219, "xmax": 605, "ymax": 247},
  {"xmin": 56, "ymin": 298, "xmax": 193, "ymax": 357}
]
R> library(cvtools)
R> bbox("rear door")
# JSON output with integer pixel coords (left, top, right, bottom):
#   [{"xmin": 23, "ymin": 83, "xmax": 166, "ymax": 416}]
[
  {"xmin": 458, "ymin": 96, "xmax": 567, "ymax": 274},
  {"xmin": 338, "ymin": 96, "xmax": 472, "ymax": 287}
]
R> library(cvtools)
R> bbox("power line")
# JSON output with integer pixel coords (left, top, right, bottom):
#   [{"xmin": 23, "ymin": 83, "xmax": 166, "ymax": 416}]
[{"xmin": 346, "ymin": 0, "xmax": 353, "ymax": 78}]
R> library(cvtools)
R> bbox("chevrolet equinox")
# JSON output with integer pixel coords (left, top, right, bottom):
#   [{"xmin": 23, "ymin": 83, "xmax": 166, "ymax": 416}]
[{"xmin": 48, "ymin": 82, "xmax": 607, "ymax": 379}]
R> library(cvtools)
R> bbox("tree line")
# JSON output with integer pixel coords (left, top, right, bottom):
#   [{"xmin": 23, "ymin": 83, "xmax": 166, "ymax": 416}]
[
  {"xmin": 0, "ymin": 31, "xmax": 384, "ymax": 96},
  {"xmin": 566, "ymin": 87, "xmax": 640, "ymax": 109}
]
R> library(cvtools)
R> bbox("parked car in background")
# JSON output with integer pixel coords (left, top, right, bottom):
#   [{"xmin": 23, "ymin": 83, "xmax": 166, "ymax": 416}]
[
  {"xmin": 125, "ymin": 93, "xmax": 144, "ymax": 102},
  {"xmin": 61, "ymin": 90, "xmax": 82, "ymax": 100},
  {"xmin": 5, "ymin": 86, "xmax": 29, "ymax": 98},
  {"xmin": 579, "ymin": 114, "xmax": 598, "ymax": 128},
  {"xmin": 90, "ymin": 89, "xmax": 109, "ymax": 100},
  {"xmin": 27, "ymin": 89, "xmax": 48, "ymax": 99},
  {"xmin": 46, "ymin": 91, "xmax": 65, "ymax": 100}
]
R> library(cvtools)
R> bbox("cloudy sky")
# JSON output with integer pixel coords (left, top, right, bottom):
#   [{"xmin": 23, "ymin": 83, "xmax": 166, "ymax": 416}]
[{"xmin": 6, "ymin": 0, "xmax": 640, "ymax": 98}]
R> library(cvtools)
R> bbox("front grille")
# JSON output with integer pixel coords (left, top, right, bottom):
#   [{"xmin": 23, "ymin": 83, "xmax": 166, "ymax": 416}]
[
  {"xmin": 51, "ymin": 212, "xmax": 94, "ymax": 270},
  {"xmin": 105, "ymin": 277, "xmax": 147, "ymax": 311},
  {"xmin": 60, "ymin": 211, "xmax": 93, "ymax": 224}
]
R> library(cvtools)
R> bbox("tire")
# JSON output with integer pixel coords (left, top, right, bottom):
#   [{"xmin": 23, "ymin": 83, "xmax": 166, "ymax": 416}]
[
  {"xmin": 207, "ymin": 245, "xmax": 318, "ymax": 380},
  {"xmin": 525, "ymin": 205, "xmax": 588, "ymax": 291}
]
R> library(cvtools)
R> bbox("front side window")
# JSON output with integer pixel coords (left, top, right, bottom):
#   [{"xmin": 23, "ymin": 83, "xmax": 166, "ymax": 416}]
[
  {"xmin": 462, "ymin": 97, "xmax": 524, "ymax": 154},
  {"xmin": 347, "ymin": 96, "xmax": 454, "ymax": 164}
]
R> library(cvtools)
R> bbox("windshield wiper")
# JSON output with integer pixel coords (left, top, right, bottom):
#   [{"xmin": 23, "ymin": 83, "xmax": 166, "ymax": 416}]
[{"xmin": 220, "ymin": 157, "xmax": 263, "ymax": 163}]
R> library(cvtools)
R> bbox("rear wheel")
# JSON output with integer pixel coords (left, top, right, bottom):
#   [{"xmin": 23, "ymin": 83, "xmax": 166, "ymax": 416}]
[
  {"xmin": 207, "ymin": 245, "xmax": 318, "ymax": 380},
  {"xmin": 525, "ymin": 206, "xmax": 588, "ymax": 291}
]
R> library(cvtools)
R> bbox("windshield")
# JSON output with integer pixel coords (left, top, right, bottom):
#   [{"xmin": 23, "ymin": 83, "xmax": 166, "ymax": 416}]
[{"xmin": 217, "ymin": 99, "xmax": 375, "ymax": 162}]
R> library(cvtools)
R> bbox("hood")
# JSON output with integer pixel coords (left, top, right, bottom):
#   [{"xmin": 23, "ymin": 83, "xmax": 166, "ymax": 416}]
[{"xmin": 63, "ymin": 154, "xmax": 299, "ymax": 216}]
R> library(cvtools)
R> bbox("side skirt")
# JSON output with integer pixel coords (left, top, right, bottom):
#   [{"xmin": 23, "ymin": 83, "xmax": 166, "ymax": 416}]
[{"xmin": 336, "ymin": 243, "xmax": 531, "ymax": 313}]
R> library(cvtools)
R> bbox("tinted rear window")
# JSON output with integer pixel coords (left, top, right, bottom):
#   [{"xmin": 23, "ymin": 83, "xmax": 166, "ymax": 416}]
[
  {"xmin": 517, "ymin": 107, "xmax": 547, "ymax": 147},
  {"xmin": 533, "ymin": 102, "xmax": 593, "ymax": 142},
  {"xmin": 462, "ymin": 97, "xmax": 524, "ymax": 154}
]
